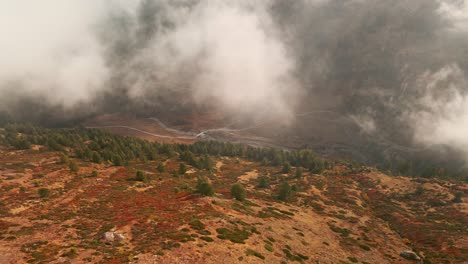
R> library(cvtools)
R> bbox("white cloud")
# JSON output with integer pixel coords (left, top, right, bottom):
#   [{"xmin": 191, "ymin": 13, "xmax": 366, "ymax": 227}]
[{"xmin": 408, "ymin": 64, "xmax": 468, "ymax": 157}]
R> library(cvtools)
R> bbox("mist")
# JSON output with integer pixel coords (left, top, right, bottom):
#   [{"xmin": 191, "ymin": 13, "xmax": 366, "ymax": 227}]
[
  {"xmin": 1, "ymin": 0, "xmax": 468, "ymax": 169},
  {"xmin": 0, "ymin": 0, "xmax": 298, "ymax": 123}
]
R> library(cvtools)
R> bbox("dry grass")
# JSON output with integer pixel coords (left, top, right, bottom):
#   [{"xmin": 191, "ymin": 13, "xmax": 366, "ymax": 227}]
[{"xmin": 0, "ymin": 146, "xmax": 465, "ymax": 263}]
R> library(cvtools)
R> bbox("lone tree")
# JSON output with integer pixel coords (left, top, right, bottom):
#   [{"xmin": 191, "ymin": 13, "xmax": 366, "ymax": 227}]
[
  {"xmin": 178, "ymin": 163, "xmax": 187, "ymax": 175},
  {"xmin": 256, "ymin": 176, "xmax": 269, "ymax": 189},
  {"xmin": 136, "ymin": 170, "xmax": 148, "ymax": 183},
  {"xmin": 277, "ymin": 181, "xmax": 292, "ymax": 202},
  {"xmin": 196, "ymin": 177, "xmax": 214, "ymax": 196},
  {"xmin": 231, "ymin": 183, "xmax": 246, "ymax": 201},
  {"xmin": 282, "ymin": 162, "xmax": 291, "ymax": 173}
]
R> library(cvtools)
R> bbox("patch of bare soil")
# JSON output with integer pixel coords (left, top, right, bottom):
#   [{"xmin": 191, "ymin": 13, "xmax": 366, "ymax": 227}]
[{"xmin": 84, "ymin": 114, "xmax": 195, "ymax": 144}]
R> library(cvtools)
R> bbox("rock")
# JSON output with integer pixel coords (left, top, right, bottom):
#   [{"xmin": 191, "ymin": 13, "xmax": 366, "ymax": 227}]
[
  {"xmin": 115, "ymin": 233, "xmax": 125, "ymax": 241},
  {"xmin": 400, "ymin": 250, "xmax": 421, "ymax": 261},
  {"xmin": 103, "ymin": 232, "xmax": 115, "ymax": 242}
]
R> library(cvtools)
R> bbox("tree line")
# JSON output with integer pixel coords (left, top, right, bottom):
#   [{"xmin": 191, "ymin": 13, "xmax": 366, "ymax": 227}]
[
  {"xmin": 1, "ymin": 123, "xmax": 466, "ymax": 181},
  {"xmin": 0, "ymin": 123, "xmax": 330, "ymax": 174}
]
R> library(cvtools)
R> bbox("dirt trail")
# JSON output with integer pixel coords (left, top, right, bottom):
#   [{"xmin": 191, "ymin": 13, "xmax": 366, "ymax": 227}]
[{"xmin": 88, "ymin": 110, "xmax": 434, "ymax": 154}]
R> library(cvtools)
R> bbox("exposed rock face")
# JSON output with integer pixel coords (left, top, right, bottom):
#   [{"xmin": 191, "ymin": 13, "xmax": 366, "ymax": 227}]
[
  {"xmin": 400, "ymin": 250, "xmax": 421, "ymax": 261},
  {"xmin": 103, "ymin": 232, "xmax": 115, "ymax": 242},
  {"xmin": 103, "ymin": 231, "xmax": 125, "ymax": 243}
]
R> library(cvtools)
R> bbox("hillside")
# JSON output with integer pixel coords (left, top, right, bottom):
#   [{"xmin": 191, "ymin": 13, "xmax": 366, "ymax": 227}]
[
  {"xmin": 80, "ymin": 113, "xmax": 468, "ymax": 182},
  {"xmin": 0, "ymin": 124, "xmax": 466, "ymax": 264}
]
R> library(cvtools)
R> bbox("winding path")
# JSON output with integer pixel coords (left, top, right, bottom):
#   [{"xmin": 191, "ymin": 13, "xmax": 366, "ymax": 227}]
[{"xmin": 86, "ymin": 110, "xmax": 434, "ymax": 153}]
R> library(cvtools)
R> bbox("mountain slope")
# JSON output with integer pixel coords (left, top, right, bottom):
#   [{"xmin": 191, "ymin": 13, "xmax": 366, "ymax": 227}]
[{"xmin": 0, "ymin": 125, "xmax": 466, "ymax": 263}]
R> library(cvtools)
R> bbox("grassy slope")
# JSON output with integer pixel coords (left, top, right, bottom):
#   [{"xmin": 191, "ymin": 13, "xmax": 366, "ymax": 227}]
[{"xmin": 0, "ymin": 142, "xmax": 466, "ymax": 263}]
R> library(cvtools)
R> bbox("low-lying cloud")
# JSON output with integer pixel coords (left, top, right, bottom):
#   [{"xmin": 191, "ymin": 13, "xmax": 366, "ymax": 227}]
[
  {"xmin": 407, "ymin": 64, "xmax": 468, "ymax": 157},
  {"xmin": 0, "ymin": 0, "xmax": 298, "ymax": 121},
  {"xmin": 1, "ymin": 0, "xmax": 468, "ymax": 165}
]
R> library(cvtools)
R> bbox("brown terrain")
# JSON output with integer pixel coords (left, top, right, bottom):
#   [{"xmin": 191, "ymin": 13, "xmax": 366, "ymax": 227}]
[
  {"xmin": 0, "ymin": 133, "xmax": 466, "ymax": 263},
  {"xmin": 83, "ymin": 114, "xmax": 197, "ymax": 144}
]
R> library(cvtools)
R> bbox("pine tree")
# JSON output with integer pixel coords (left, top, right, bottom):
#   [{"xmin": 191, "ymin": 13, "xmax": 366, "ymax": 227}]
[
  {"xmin": 136, "ymin": 170, "xmax": 149, "ymax": 183},
  {"xmin": 282, "ymin": 162, "xmax": 291, "ymax": 173},
  {"xmin": 278, "ymin": 181, "xmax": 292, "ymax": 202},
  {"xmin": 256, "ymin": 176, "xmax": 269, "ymax": 189},
  {"xmin": 196, "ymin": 177, "xmax": 214, "ymax": 196},
  {"xmin": 178, "ymin": 163, "xmax": 187, "ymax": 175},
  {"xmin": 231, "ymin": 183, "xmax": 246, "ymax": 201}
]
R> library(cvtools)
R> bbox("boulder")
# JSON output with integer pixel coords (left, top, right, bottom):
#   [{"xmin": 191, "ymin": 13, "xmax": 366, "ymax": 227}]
[
  {"xmin": 103, "ymin": 232, "xmax": 115, "ymax": 242},
  {"xmin": 400, "ymin": 250, "xmax": 421, "ymax": 261},
  {"xmin": 115, "ymin": 233, "xmax": 125, "ymax": 241}
]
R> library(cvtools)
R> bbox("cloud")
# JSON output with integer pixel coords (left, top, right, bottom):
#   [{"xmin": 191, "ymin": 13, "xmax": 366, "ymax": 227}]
[
  {"xmin": 1, "ymin": 0, "xmax": 468, "ymax": 167},
  {"xmin": 439, "ymin": 0, "xmax": 468, "ymax": 32},
  {"xmin": 174, "ymin": 2, "xmax": 297, "ymax": 118},
  {"xmin": 406, "ymin": 64, "xmax": 468, "ymax": 156},
  {"xmin": 0, "ymin": 0, "xmax": 299, "ymax": 121},
  {"xmin": 0, "ymin": 1, "xmax": 119, "ymax": 107},
  {"xmin": 116, "ymin": 0, "xmax": 299, "ymax": 120}
]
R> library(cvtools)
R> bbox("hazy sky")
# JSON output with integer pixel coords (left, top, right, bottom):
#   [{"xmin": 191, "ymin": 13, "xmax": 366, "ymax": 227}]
[{"xmin": 0, "ymin": 0, "xmax": 467, "ymax": 158}]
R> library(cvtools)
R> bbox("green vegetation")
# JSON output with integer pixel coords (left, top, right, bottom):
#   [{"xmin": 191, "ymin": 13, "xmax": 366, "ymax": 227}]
[
  {"xmin": 200, "ymin": 236, "xmax": 214, "ymax": 242},
  {"xmin": 136, "ymin": 171, "xmax": 149, "ymax": 183},
  {"xmin": 328, "ymin": 223, "xmax": 351, "ymax": 237},
  {"xmin": 282, "ymin": 162, "xmax": 292, "ymax": 173},
  {"xmin": 452, "ymin": 192, "xmax": 463, "ymax": 203},
  {"xmin": 264, "ymin": 243, "xmax": 273, "ymax": 252},
  {"xmin": 359, "ymin": 244, "xmax": 371, "ymax": 251},
  {"xmin": 277, "ymin": 182, "xmax": 292, "ymax": 202},
  {"xmin": 283, "ymin": 248, "xmax": 309, "ymax": 262},
  {"xmin": 92, "ymin": 151, "xmax": 102, "ymax": 164},
  {"xmin": 157, "ymin": 162, "xmax": 165, "ymax": 172},
  {"xmin": 38, "ymin": 188, "xmax": 49, "ymax": 198},
  {"xmin": 245, "ymin": 249, "xmax": 265, "ymax": 260},
  {"xmin": 295, "ymin": 167, "xmax": 303, "ymax": 178},
  {"xmin": 178, "ymin": 163, "xmax": 187, "ymax": 175},
  {"xmin": 256, "ymin": 176, "xmax": 270, "ymax": 189},
  {"xmin": 231, "ymin": 183, "xmax": 246, "ymax": 201},
  {"xmin": 216, "ymin": 227, "xmax": 250, "ymax": 244},
  {"xmin": 91, "ymin": 170, "xmax": 99, "ymax": 177},
  {"xmin": 11, "ymin": 137, "xmax": 31, "ymax": 150},
  {"xmin": 59, "ymin": 154, "xmax": 69, "ymax": 164},
  {"xmin": 196, "ymin": 177, "xmax": 214, "ymax": 196},
  {"xmin": 0, "ymin": 123, "xmax": 335, "ymax": 179},
  {"xmin": 69, "ymin": 161, "xmax": 79, "ymax": 173},
  {"xmin": 189, "ymin": 220, "xmax": 205, "ymax": 231}
]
